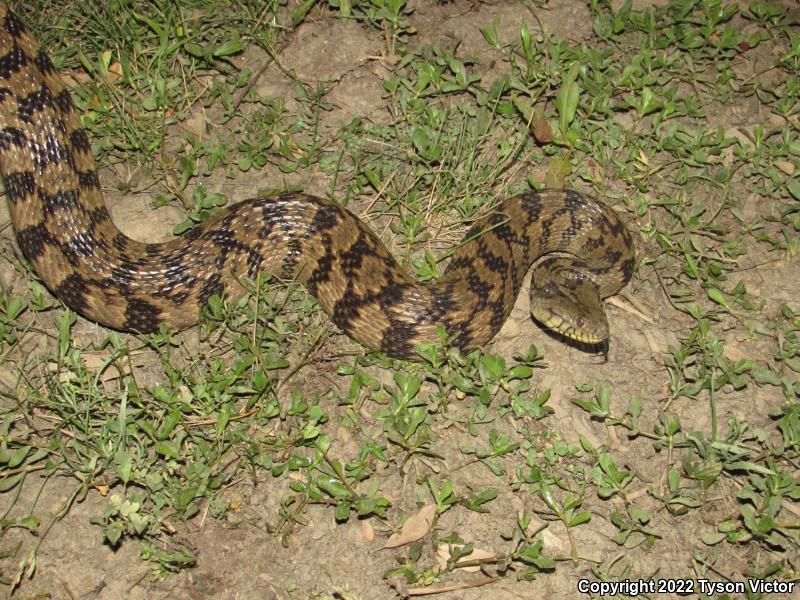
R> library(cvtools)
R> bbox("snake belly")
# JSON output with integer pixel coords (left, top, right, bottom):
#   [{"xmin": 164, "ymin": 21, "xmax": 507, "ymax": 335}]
[{"xmin": 0, "ymin": 6, "xmax": 635, "ymax": 361}]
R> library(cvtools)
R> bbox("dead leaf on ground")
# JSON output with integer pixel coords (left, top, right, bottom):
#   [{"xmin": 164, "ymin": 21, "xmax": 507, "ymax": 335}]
[
  {"xmin": 362, "ymin": 519, "xmax": 375, "ymax": 542},
  {"xmin": 382, "ymin": 504, "xmax": 437, "ymax": 549}
]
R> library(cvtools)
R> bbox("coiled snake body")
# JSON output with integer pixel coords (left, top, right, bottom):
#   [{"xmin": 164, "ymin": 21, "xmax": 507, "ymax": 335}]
[{"xmin": 0, "ymin": 6, "xmax": 634, "ymax": 360}]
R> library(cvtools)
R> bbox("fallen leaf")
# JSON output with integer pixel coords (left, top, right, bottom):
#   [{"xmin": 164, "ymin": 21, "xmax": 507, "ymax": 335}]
[
  {"xmin": 108, "ymin": 61, "xmax": 124, "ymax": 80},
  {"xmin": 161, "ymin": 519, "xmax": 177, "ymax": 534},
  {"xmin": 382, "ymin": 504, "xmax": 437, "ymax": 548},
  {"xmin": 362, "ymin": 519, "xmax": 374, "ymax": 542},
  {"xmin": 530, "ymin": 112, "xmax": 553, "ymax": 143}
]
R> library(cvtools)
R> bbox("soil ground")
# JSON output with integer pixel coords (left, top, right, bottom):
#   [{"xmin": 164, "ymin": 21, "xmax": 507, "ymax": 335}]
[{"xmin": 1, "ymin": 1, "xmax": 798, "ymax": 599}]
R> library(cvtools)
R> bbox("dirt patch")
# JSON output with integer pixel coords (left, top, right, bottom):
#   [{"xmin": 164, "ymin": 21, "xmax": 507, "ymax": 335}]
[{"xmin": 2, "ymin": 1, "xmax": 798, "ymax": 599}]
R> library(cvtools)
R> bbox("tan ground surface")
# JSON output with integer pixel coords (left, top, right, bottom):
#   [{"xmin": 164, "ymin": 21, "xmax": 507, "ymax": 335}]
[{"xmin": 1, "ymin": 1, "xmax": 797, "ymax": 599}]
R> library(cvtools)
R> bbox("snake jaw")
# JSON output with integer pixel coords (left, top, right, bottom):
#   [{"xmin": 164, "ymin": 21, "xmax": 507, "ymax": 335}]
[{"xmin": 531, "ymin": 305, "xmax": 609, "ymax": 345}]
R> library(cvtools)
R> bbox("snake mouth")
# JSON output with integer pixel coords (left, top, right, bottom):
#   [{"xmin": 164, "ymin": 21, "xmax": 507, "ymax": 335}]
[{"xmin": 531, "ymin": 307, "xmax": 609, "ymax": 345}]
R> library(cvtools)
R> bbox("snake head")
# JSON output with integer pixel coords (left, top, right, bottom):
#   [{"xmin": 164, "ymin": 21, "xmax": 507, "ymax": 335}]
[{"xmin": 529, "ymin": 258, "xmax": 609, "ymax": 345}]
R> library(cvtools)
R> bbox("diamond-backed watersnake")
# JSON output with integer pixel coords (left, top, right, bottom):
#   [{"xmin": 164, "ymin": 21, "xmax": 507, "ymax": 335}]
[{"xmin": 0, "ymin": 5, "xmax": 635, "ymax": 360}]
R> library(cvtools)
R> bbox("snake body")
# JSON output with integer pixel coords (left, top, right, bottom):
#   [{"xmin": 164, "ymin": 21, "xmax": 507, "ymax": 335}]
[{"xmin": 0, "ymin": 6, "xmax": 634, "ymax": 360}]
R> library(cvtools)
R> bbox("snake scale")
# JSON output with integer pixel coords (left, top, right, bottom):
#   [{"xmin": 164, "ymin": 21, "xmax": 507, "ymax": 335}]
[{"xmin": 0, "ymin": 5, "xmax": 635, "ymax": 361}]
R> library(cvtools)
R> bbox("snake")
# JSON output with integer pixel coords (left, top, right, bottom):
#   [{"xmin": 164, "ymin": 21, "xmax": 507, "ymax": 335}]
[{"xmin": 0, "ymin": 5, "xmax": 635, "ymax": 361}]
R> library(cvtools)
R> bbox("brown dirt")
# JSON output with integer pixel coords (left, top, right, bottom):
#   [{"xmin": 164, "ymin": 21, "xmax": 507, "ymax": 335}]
[{"xmin": 1, "ymin": 1, "xmax": 798, "ymax": 599}]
